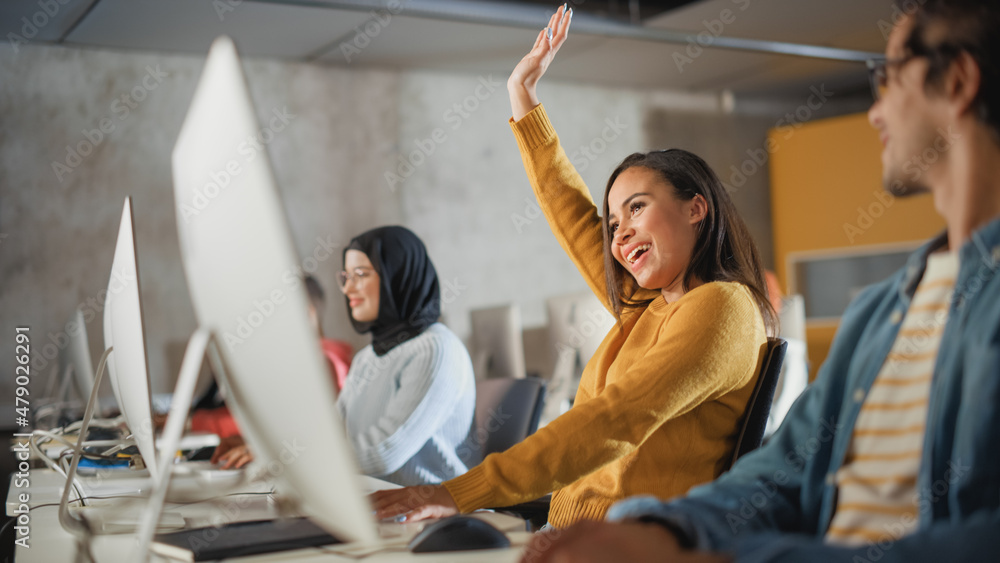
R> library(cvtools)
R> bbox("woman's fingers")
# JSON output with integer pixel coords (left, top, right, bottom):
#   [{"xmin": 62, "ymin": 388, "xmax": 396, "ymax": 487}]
[
  {"xmin": 546, "ymin": 7, "xmax": 561, "ymax": 36},
  {"xmin": 217, "ymin": 445, "xmax": 253, "ymax": 469},
  {"xmin": 369, "ymin": 486, "xmax": 458, "ymax": 522},
  {"xmin": 370, "ymin": 489, "xmax": 412, "ymax": 518},
  {"xmin": 232, "ymin": 450, "xmax": 253, "ymax": 469},
  {"xmin": 551, "ymin": 5, "xmax": 572, "ymax": 54}
]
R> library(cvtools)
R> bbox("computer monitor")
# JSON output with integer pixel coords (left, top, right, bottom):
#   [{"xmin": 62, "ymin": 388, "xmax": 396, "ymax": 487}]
[
  {"xmin": 103, "ymin": 247, "xmax": 124, "ymax": 421},
  {"xmin": 171, "ymin": 36, "xmax": 377, "ymax": 545},
  {"xmin": 469, "ymin": 304, "xmax": 527, "ymax": 380},
  {"xmin": 38, "ymin": 307, "xmax": 95, "ymax": 419},
  {"xmin": 55, "ymin": 308, "xmax": 96, "ymax": 404},
  {"xmin": 103, "ymin": 196, "xmax": 159, "ymax": 483}
]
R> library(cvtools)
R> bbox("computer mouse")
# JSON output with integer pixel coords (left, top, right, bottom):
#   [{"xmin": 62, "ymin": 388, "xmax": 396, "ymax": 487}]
[{"xmin": 407, "ymin": 515, "xmax": 511, "ymax": 553}]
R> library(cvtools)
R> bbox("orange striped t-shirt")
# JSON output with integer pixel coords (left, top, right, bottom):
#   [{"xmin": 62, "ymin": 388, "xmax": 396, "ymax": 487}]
[{"xmin": 826, "ymin": 250, "xmax": 958, "ymax": 546}]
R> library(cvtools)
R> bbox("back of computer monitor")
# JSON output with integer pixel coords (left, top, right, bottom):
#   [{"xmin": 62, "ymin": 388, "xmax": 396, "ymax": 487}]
[
  {"xmin": 103, "ymin": 254, "xmax": 124, "ymax": 417},
  {"xmin": 104, "ymin": 197, "xmax": 159, "ymax": 482},
  {"xmin": 171, "ymin": 36, "xmax": 377, "ymax": 545},
  {"xmin": 66, "ymin": 308, "xmax": 95, "ymax": 403}
]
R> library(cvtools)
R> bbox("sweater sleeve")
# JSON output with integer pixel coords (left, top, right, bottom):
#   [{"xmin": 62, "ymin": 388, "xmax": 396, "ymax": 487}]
[
  {"xmin": 443, "ymin": 283, "xmax": 765, "ymax": 511},
  {"xmin": 347, "ymin": 333, "xmax": 472, "ymax": 476},
  {"xmin": 509, "ymin": 104, "xmax": 656, "ymax": 312}
]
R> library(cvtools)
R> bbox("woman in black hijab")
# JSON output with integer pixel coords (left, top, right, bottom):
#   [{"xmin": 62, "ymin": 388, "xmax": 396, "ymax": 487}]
[{"xmin": 336, "ymin": 226, "xmax": 476, "ymax": 486}]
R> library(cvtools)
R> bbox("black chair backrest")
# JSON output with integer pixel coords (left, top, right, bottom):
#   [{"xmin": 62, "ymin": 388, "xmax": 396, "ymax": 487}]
[
  {"xmin": 729, "ymin": 337, "xmax": 787, "ymax": 468},
  {"xmin": 470, "ymin": 377, "xmax": 546, "ymax": 463}
]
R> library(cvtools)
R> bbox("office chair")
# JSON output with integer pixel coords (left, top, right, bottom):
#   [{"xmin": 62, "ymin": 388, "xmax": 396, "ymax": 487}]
[
  {"xmin": 728, "ymin": 337, "xmax": 788, "ymax": 469},
  {"xmin": 766, "ymin": 295, "xmax": 809, "ymax": 437},
  {"xmin": 470, "ymin": 377, "xmax": 546, "ymax": 463}
]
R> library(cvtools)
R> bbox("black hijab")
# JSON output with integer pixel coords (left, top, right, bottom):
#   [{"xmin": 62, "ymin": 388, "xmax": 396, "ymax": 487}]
[{"xmin": 344, "ymin": 226, "xmax": 441, "ymax": 356}]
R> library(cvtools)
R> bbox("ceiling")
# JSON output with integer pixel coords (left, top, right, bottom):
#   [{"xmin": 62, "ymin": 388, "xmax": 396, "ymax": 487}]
[{"xmin": 1, "ymin": 0, "xmax": 895, "ymax": 97}]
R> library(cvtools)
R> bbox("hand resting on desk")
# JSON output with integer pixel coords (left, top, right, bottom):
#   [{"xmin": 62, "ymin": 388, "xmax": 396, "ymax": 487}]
[
  {"xmin": 211, "ymin": 434, "xmax": 254, "ymax": 469},
  {"xmin": 370, "ymin": 484, "xmax": 459, "ymax": 521}
]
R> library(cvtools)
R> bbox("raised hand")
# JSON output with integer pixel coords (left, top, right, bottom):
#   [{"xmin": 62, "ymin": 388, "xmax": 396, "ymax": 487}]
[{"xmin": 508, "ymin": 4, "xmax": 573, "ymax": 121}]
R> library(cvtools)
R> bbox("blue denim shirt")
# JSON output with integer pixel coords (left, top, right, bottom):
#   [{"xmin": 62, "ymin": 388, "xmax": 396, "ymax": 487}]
[{"xmin": 609, "ymin": 217, "xmax": 1000, "ymax": 562}]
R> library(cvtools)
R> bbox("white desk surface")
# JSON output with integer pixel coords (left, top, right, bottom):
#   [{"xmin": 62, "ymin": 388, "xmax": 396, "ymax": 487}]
[{"xmin": 8, "ymin": 469, "xmax": 531, "ymax": 562}]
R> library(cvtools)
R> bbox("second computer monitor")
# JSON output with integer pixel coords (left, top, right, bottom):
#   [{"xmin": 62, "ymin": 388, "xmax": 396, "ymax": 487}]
[{"xmin": 103, "ymin": 196, "xmax": 159, "ymax": 482}]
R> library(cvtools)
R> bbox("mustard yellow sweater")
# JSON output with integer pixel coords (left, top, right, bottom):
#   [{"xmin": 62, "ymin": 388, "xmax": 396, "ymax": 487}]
[{"xmin": 443, "ymin": 104, "xmax": 767, "ymax": 528}]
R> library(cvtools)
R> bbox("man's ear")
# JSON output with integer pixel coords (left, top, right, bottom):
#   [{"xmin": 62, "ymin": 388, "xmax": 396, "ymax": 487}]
[{"xmin": 943, "ymin": 51, "xmax": 982, "ymax": 119}]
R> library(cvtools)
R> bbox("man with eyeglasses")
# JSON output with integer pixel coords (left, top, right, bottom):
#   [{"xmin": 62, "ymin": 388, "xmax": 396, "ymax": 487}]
[{"xmin": 523, "ymin": 1, "xmax": 1000, "ymax": 562}]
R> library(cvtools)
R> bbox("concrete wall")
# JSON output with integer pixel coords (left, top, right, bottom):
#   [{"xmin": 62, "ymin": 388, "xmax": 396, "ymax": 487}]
[
  {"xmin": 0, "ymin": 42, "xmax": 779, "ymax": 400},
  {"xmin": 0, "ymin": 43, "xmax": 401, "ymax": 398}
]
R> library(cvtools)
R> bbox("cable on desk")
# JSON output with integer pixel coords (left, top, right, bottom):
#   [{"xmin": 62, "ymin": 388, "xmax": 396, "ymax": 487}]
[{"xmin": 23, "ymin": 490, "xmax": 275, "ymax": 513}]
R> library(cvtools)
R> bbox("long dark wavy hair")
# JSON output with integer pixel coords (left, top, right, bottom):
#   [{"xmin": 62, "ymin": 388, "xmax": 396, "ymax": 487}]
[{"xmin": 600, "ymin": 149, "xmax": 778, "ymax": 336}]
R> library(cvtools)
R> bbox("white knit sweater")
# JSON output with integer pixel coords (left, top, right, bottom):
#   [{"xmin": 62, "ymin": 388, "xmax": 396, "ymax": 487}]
[{"xmin": 337, "ymin": 323, "xmax": 476, "ymax": 486}]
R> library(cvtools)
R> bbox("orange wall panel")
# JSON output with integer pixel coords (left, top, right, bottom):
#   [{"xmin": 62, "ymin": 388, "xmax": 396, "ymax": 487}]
[{"xmin": 768, "ymin": 113, "xmax": 945, "ymax": 379}]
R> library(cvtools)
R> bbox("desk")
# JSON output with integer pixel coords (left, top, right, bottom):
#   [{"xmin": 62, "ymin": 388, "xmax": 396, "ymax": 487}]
[{"xmin": 7, "ymin": 470, "xmax": 531, "ymax": 562}]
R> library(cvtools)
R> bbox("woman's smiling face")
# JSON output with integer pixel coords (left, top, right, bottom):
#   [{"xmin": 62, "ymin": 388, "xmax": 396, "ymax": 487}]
[
  {"xmin": 607, "ymin": 166, "xmax": 706, "ymax": 302},
  {"xmin": 341, "ymin": 249, "xmax": 380, "ymax": 322}
]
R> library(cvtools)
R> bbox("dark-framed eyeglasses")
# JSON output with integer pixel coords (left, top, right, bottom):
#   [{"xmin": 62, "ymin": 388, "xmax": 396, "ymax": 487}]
[
  {"xmin": 337, "ymin": 267, "xmax": 376, "ymax": 289},
  {"xmin": 865, "ymin": 54, "xmax": 918, "ymax": 101}
]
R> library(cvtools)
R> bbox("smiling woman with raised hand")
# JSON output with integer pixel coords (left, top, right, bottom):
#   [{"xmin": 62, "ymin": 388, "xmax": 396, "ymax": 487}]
[{"xmin": 370, "ymin": 5, "xmax": 777, "ymax": 527}]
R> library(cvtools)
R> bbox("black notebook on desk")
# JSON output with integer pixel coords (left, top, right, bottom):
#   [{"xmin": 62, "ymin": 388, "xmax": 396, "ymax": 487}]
[{"xmin": 151, "ymin": 517, "xmax": 342, "ymax": 561}]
